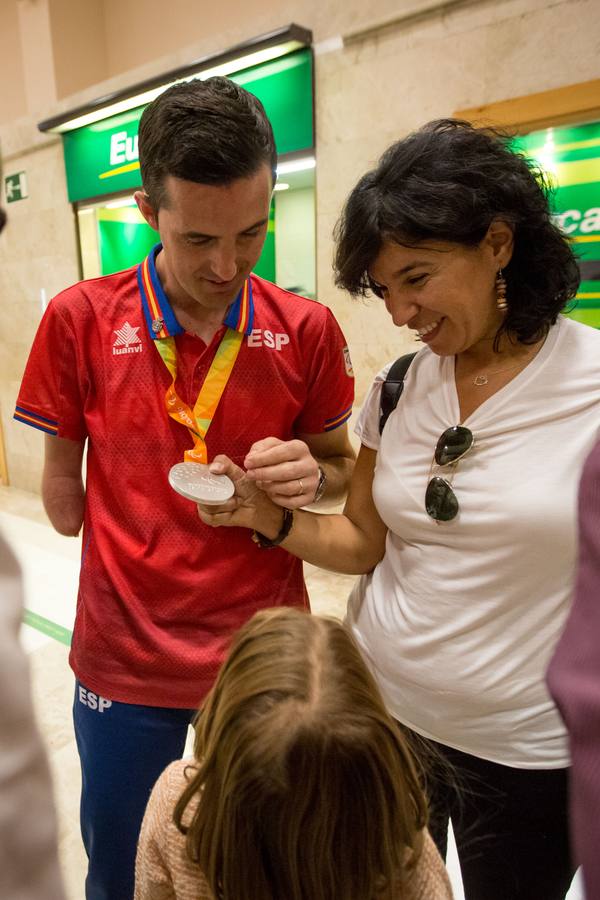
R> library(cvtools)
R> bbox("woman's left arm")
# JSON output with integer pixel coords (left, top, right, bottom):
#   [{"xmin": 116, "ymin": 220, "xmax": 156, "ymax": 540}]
[{"xmin": 198, "ymin": 445, "xmax": 388, "ymax": 576}]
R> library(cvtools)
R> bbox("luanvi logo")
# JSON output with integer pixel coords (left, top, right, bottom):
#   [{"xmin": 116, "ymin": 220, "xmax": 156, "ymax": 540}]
[{"xmin": 113, "ymin": 322, "xmax": 142, "ymax": 356}]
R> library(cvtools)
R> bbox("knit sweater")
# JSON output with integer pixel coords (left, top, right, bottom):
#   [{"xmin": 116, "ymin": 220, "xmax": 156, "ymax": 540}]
[{"xmin": 135, "ymin": 758, "xmax": 454, "ymax": 900}]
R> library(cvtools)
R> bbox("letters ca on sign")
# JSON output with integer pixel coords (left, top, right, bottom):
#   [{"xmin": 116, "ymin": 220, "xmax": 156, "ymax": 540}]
[
  {"xmin": 553, "ymin": 207, "xmax": 600, "ymax": 236},
  {"xmin": 110, "ymin": 131, "xmax": 139, "ymax": 167}
]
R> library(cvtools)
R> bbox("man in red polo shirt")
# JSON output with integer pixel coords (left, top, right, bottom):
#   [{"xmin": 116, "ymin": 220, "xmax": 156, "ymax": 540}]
[{"xmin": 15, "ymin": 77, "xmax": 355, "ymax": 900}]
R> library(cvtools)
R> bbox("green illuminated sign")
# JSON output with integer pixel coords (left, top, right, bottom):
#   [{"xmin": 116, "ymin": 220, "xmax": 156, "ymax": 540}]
[
  {"xmin": 97, "ymin": 206, "xmax": 158, "ymax": 276},
  {"xmin": 62, "ymin": 48, "xmax": 313, "ymax": 203},
  {"xmin": 63, "ymin": 108, "xmax": 144, "ymax": 202},
  {"xmin": 515, "ymin": 121, "xmax": 600, "ymax": 327}
]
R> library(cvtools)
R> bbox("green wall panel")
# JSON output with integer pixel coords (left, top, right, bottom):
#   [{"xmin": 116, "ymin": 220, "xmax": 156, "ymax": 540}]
[
  {"xmin": 97, "ymin": 209, "xmax": 158, "ymax": 275},
  {"xmin": 251, "ymin": 199, "xmax": 276, "ymax": 282}
]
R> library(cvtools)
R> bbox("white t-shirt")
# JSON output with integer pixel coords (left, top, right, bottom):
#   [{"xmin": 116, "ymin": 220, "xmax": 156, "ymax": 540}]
[{"xmin": 348, "ymin": 316, "xmax": 600, "ymax": 768}]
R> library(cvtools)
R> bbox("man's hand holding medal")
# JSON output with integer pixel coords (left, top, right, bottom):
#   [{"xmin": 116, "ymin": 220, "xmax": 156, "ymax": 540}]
[{"xmin": 169, "ymin": 437, "xmax": 322, "ymax": 535}]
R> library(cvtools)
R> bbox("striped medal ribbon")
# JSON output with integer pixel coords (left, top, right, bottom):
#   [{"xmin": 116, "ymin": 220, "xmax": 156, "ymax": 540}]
[{"xmin": 152, "ymin": 280, "xmax": 251, "ymax": 464}]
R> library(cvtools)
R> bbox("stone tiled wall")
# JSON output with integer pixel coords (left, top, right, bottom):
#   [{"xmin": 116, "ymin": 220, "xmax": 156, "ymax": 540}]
[{"xmin": 0, "ymin": 127, "xmax": 79, "ymax": 491}]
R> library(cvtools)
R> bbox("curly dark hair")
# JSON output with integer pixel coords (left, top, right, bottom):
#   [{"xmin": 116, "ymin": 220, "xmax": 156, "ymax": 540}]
[
  {"xmin": 138, "ymin": 76, "xmax": 277, "ymax": 209},
  {"xmin": 334, "ymin": 119, "xmax": 580, "ymax": 344}
]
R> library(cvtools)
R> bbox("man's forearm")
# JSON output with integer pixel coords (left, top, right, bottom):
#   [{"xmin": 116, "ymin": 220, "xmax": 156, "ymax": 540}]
[
  {"xmin": 42, "ymin": 435, "xmax": 86, "ymax": 536},
  {"xmin": 42, "ymin": 473, "xmax": 85, "ymax": 537}
]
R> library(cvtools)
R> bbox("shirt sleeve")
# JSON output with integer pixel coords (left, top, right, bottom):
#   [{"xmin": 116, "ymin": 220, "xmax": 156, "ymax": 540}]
[
  {"xmin": 294, "ymin": 308, "xmax": 354, "ymax": 434},
  {"xmin": 547, "ymin": 441, "xmax": 600, "ymax": 899},
  {"xmin": 134, "ymin": 765, "xmax": 177, "ymax": 900},
  {"xmin": 353, "ymin": 363, "xmax": 394, "ymax": 451},
  {"xmin": 14, "ymin": 296, "xmax": 87, "ymax": 441},
  {"xmin": 403, "ymin": 830, "xmax": 454, "ymax": 900}
]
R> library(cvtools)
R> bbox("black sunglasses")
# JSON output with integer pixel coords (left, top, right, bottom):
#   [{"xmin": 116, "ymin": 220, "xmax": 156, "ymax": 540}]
[{"xmin": 425, "ymin": 426, "xmax": 474, "ymax": 522}]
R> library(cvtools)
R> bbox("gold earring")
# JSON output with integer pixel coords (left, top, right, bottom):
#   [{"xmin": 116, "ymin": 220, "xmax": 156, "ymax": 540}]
[{"xmin": 496, "ymin": 269, "xmax": 508, "ymax": 311}]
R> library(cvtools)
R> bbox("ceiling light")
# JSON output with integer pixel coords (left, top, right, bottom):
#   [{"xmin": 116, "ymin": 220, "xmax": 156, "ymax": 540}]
[
  {"xmin": 103, "ymin": 197, "xmax": 137, "ymax": 209},
  {"xmin": 277, "ymin": 157, "xmax": 315, "ymax": 175},
  {"xmin": 39, "ymin": 26, "xmax": 311, "ymax": 134}
]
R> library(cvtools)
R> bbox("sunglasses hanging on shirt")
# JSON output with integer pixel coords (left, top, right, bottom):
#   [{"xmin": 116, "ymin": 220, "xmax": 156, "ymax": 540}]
[{"xmin": 425, "ymin": 425, "xmax": 474, "ymax": 522}]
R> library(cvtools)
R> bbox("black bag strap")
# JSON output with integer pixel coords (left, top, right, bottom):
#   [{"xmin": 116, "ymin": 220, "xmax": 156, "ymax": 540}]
[{"xmin": 379, "ymin": 352, "xmax": 417, "ymax": 435}]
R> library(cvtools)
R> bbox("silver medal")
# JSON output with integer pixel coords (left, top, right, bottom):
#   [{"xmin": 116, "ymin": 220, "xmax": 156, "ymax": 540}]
[{"xmin": 168, "ymin": 462, "xmax": 234, "ymax": 505}]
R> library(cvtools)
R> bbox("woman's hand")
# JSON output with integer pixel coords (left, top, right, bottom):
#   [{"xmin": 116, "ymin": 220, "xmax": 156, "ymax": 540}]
[
  {"xmin": 199, "ymin": 446, "xmax": 388, "ymax": 576},
  {"xmin": 244, "ymin": 437, "xmax": 320, "ymax": 508},
  {"xmin": 196, "ymin": 455, "xmax": 285, "ymax": 538}
]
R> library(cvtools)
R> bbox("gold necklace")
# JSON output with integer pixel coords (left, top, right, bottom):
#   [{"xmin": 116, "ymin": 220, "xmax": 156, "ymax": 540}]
[
  {"xmin": 459, "ymin": 336, "xmax": 545, "ymax": 387},
  {"xmin": 472, "ymin": 360, "xmax": 527, "ymax": 386}
]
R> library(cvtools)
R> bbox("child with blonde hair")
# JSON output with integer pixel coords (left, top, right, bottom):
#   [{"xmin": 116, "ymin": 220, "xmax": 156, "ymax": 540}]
[{"xmin": 135, "ymin": 608, "xmax": 453, "ymax": 900}]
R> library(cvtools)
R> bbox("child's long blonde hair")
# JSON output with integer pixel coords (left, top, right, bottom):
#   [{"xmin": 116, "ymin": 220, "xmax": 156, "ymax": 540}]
[{"xmin": 174, "ymin": 608, "xmax": 427, "ymax": 900}]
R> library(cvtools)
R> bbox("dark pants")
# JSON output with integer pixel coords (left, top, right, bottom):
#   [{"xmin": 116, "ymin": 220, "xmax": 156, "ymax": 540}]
[
  {"xmin": 406, "ymin": 729, "xmax": 575, "ymax": 900},
  {"xmin": 73, "ymin": 680, "xmax": 196, "ymax": 900}
]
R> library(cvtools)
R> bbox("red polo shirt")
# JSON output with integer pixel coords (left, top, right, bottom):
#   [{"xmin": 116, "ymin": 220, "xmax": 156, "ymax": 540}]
[{"xmin": 15, "ymin": 246, "xmax": 354, "ymax": 707}]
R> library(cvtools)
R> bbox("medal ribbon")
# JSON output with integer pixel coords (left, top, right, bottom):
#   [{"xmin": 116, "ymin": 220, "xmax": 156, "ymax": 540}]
[{"xmin": 153, "ymin": 280, "xmax": 249, "ymax": 464}]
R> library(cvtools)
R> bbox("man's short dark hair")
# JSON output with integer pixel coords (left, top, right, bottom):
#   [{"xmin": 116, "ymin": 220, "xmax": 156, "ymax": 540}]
[{"xmin": 138, "ymin": 76, "xmax": 277, "ymax": 208}]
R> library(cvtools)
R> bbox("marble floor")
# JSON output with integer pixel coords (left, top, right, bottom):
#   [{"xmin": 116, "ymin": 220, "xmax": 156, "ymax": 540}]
[{"xmin": 0, "ymin": 484, "xmax": 584, "ymax": 900}]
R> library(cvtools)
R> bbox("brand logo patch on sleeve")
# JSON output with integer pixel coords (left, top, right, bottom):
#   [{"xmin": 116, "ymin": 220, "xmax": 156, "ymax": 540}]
[{"xmin": 343, "ymin": 346, "xmax": 354, "ymax": 377}]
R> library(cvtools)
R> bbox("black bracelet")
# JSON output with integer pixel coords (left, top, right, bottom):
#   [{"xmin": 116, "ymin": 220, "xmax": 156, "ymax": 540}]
[{"xmin": 252, "ymin": 508, "xmax": 294, "ymax": 549}]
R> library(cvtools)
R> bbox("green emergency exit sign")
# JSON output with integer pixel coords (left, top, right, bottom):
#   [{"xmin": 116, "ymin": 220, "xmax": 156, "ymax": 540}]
[{"xmin": 5, "ymin": 171, "xmax": 28, "ymax": 203}]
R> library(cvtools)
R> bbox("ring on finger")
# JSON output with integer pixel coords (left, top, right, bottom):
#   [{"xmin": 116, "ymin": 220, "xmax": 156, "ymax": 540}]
[{"xmin": 296, "ymin": 478, "xmax": 304, "ymax": 496}]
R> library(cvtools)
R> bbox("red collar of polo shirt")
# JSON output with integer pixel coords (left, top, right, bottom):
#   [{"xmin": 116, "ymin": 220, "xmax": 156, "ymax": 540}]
[{"xmin": 136, "ymin": 243, "xmax": 255, "ymax": 340}]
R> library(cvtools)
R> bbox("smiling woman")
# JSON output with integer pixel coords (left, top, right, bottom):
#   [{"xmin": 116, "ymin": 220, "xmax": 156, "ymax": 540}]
[
  {"xmin": 365, "ymin": 228, "xmax": 514, "ymax": 360},
  {"xmin": 200, "ymin": 120, "xmax": 600, "ymax": 900},
  {"xmin": 335, "ymin": 120, "xmax": 579, "ymax": 350}
]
